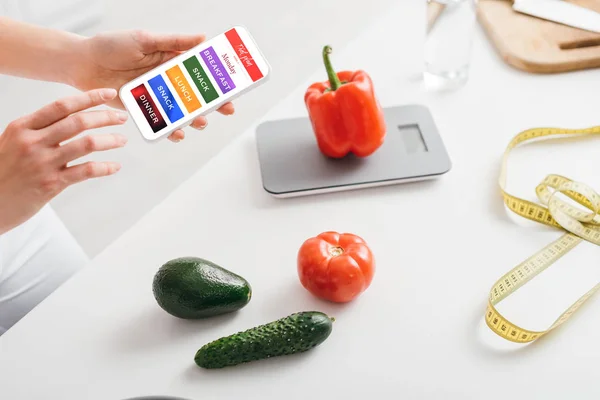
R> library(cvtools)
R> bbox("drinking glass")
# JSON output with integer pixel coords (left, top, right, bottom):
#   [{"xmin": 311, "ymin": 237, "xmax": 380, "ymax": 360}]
[{"xmin": 424, "ymin": 0, "xmax": 478, "ymax": 89}]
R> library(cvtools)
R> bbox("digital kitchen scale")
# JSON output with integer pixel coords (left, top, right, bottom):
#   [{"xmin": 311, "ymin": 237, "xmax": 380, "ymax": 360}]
[{"xmin": 255, "ymin": 104, "xmax": 451, "ymax": 198}]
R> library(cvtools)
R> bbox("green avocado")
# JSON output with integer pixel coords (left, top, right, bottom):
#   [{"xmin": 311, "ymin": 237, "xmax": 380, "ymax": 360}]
[{"xmin": 152, "ymin": 257, "xmax": 252, "ymax": 319}]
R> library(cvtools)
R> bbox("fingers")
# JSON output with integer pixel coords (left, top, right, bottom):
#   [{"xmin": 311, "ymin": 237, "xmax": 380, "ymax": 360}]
[
  {"xmin": 168, "ymin": 129, "xmax": 185, "ymax": 142},
  {"xmin": 26, "ymin": 89, "xmax": 118, "ymax": 130},
  {"xmin": 166, "ymin": 101, "xmax": 236, "ymax": 142},
  {"xmin": 190, "ymin": 116, "xmax": 208, "ymax": 130},
  {"xmin": 168, "ymin": 119, "xmax": 204, "ymax": 143},
  {"xmin": 43, "ymin": 109, "xmax": 128, "ymax": 145},
  {"xmin": 137, "ymin": 31, "xmax": 206, "ymax": 53},
  {"xmin": 217, "ymin": 102, "xmax": 235, "ymax": 116},
  {"xmin": 57, "ymin": 134, "xmax": 128, "ymax": 165},
  {"xmin": 167, "ymin": 120, "xmax": 204, "ymax": 142},
  {"xmin": 61, "ymin": 161, "xmax": 121, "ymax": 185}
]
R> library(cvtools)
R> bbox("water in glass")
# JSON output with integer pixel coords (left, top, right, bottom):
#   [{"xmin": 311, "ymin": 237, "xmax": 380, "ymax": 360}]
[{"xmin": 424, "ymin": 0, "xmax": 477, "ymax": 89}]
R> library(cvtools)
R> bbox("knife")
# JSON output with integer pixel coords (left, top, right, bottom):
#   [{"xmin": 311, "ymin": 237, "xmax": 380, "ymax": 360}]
[{"xmin": 511, "ymin": 0, "xmax": 600, "ymax": 33}]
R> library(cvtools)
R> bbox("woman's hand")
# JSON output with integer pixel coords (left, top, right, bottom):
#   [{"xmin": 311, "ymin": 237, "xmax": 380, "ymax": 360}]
[
  {"xmin": 70, "ymin": 30, "xmax": 235, "ymax": 142},
  {"xmin": 0, "ymin": 88, "xmax": 128, "ymax": 235}
]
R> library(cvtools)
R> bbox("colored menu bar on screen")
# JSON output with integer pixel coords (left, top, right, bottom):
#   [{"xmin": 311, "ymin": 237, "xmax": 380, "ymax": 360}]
[
  {"xmin": 182, "ymin": 56, "xmax": 219, "ymax": 104},
  {"xmin": 200, "ymin": 46, "xmax": 236, "ymax": 94},
  {"xmin": 148, "ymin": 74, "xmax": 184, "ymax": 123},
  {"xmin": 225, "ymin": 28, "xmax": 264, "ymax": 82},
  {"xmin": 131, "ymin": 83, "xmax": 167, "ymax": 133},
  {"xmin": 165, "ymin": 65, "xmax": 202, "ymax": 113}
]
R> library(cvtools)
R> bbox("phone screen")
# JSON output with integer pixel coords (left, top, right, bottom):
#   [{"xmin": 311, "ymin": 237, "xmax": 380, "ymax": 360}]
[{"xmin": 120, "ymin": 26, "xmax": 270, "ymax": 141}]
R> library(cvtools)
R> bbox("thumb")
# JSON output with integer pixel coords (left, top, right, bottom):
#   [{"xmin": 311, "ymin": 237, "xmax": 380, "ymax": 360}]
[{"xmin": 143, "ymin": 32, "xmax": 206, "ymax": 53}]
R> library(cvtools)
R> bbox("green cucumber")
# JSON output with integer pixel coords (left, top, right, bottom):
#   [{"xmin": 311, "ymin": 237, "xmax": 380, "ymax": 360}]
[{"xmin": 194, "ymin": 311, "xmax": 334, "ymax": 369}]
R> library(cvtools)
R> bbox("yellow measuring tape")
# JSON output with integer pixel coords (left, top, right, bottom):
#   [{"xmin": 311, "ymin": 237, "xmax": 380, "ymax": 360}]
[{"xmin": 486, "ymin": 125, "xmax": 600, "ymax": 343}]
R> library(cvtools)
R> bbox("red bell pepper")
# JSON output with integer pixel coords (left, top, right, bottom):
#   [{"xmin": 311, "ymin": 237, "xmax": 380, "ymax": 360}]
[{"xmin": 304, "ymin": 46, "xmax": 386, "ymax": 158}]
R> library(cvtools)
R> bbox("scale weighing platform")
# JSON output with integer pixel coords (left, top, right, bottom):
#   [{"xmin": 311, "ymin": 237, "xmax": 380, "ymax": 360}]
[{"xmin": 255, "ymin": 105, "xmax": 451, "ymax": 198}]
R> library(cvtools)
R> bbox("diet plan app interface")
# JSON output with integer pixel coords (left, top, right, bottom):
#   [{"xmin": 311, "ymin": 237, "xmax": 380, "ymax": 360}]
[{"xmin": 129, "ymin": 27, "xmax": 265, "ymax": 136}]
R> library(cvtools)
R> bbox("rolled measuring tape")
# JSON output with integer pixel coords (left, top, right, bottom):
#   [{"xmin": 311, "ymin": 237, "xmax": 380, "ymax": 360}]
[{"xmin": 486, "ymin": 126, "xmax": 600, "ymax": 343}]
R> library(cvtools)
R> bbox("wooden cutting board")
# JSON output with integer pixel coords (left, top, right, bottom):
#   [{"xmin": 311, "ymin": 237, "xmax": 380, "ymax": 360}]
[{"xmin": 477, "ymin": 0, "xmax": 600, "ymax": 73}]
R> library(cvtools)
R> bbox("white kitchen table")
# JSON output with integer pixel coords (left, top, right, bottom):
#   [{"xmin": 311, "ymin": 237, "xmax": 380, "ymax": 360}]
[{"xmin": 3, "ymin": 2, "xmax": 600, "ymax": 399}]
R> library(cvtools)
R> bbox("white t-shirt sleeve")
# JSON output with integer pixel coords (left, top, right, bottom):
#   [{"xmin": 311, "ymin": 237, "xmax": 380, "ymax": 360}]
[{"xmin": 0, "ymin": 205, "xmax": 89, "ymax": 335}]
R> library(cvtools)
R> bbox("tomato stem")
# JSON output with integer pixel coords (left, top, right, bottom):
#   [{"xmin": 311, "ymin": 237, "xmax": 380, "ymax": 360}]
[{"xmin": 329, "ymin": 246, "xmax": 344, "ymax": 257}]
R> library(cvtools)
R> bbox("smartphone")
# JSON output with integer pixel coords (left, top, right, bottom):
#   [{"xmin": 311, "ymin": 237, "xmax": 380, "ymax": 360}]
[{"xmin": 119, "ymin": 26, "xmax": 271, "ymax": 142}]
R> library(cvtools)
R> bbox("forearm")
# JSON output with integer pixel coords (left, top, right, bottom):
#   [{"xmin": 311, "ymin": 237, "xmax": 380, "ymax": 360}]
[{"xmin": 0, "ymin": 17, "xmax": 84, "ymax": 86}]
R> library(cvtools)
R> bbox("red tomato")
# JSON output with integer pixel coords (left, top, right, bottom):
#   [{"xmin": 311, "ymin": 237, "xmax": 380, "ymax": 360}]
[{"xmin": 297, "ymin": 231, "xmax": 375, "ymax": 303}]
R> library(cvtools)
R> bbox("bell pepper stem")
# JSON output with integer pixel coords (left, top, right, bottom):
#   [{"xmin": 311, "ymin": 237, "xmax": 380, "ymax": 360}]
[{"xmin": 323, "ymin": 45, "xmax": 342, "ymax": 91}]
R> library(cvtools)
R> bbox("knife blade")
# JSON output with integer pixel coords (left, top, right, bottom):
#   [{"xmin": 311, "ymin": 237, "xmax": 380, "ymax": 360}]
[{"xmin": 512, "ymin": 0, "xmax": 600, "ymax": 33}]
